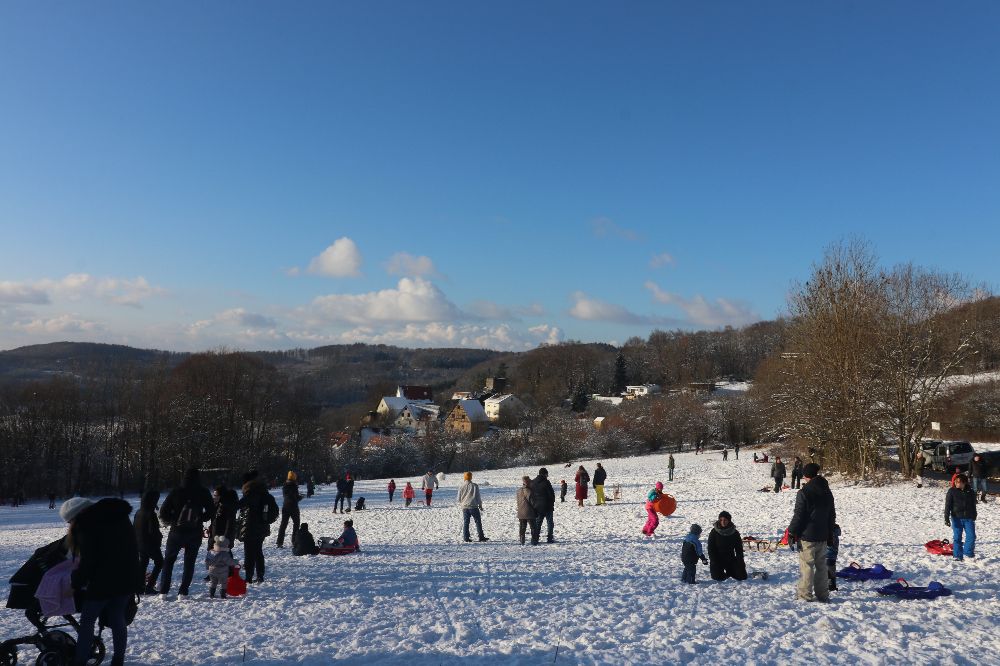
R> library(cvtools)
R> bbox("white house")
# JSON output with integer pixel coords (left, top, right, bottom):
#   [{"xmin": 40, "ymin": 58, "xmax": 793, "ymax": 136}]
[
  {"xmin": 376, "ymin": 395, "xmax": 433, "ymax": 420},
  {"xmin": 393, "ymin": 403, "xmax": 440, "ymax": 433},
  {"xmin": 483, "ymin": 394, "xmax": 526, "ymax": 422},
  {"xmin": 624, "ymin": 384, "xmax": 661, "ymax": 399}
]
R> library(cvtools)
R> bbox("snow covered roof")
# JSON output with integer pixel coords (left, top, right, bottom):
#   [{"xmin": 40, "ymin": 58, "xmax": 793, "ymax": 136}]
[
  {"xmin": 458, "ymin": 399, "xmax": 488, "ymax": 422},
  {"xmin": 484, "ymin": 394, "xmax": 518, "ymax": 407}
]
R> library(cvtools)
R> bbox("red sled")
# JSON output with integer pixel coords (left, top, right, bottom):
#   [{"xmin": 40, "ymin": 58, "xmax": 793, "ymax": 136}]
[
  {"xmin": 924, "ymin": 539, "xmax": 953, "ymax": 556},
  {"xmin": 226, "ymin": 565, "xmax": 248, "ymax": 597},
  {"xmin": 320, "ymin": 543, "xmax": 360, "ymax": 556}
]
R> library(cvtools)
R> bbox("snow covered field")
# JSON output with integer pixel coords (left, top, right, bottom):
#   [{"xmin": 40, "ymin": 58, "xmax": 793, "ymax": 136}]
[{"xmin": 2, "ymin": 449, "xmax": 997, "ymax": 665}]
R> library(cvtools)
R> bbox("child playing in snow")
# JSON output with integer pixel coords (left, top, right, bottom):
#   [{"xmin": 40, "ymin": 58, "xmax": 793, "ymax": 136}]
[
  {"xmin": 205, "ymin": 536, "xmax": 238, "ymax": 598},
  {"xmin": 642, "ymin": 482, "xmax": 664, "ymax": 537},
  {"xmin": 334, "ymin": 519, "xmax": 359, "ymax": 551},
  {"xmin": 826, "ymin": 523, "xmax": 841, "ymax": 591},
  {"xmin": 403, "ymin": 482, "xmax": 415, "ymax": 507},
  {"xmin": 560, "ymin": 479, "xmax": 568, "ymax": 502},
  {"xmin": 293, "ymin": 522, "xmax": 319, "ymax": 556},
  {"xmin": 681, "ymin": 524, "xmax": 708, "ymax": 583}
]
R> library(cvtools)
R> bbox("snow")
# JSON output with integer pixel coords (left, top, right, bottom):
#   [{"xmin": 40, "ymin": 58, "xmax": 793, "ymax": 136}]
[{"xmin": 2, "ymin": 450, "xmax": 997, "ymax": 665}]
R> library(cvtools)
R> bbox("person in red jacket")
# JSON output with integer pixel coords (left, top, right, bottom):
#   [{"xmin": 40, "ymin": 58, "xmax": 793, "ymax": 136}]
[
  {"xmin": 574, "ymin": 466, "xmax": 590, "ymax": 507},
  {"xmin": 402, "ymin": 482, "xmax": 415, "ymax": 507},
  {"xmin": 387, "ymin": 479, "xmax": 396, "ymax": 503}
]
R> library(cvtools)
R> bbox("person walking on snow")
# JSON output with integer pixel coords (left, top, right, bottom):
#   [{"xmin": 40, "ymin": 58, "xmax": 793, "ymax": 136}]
[
  {"xmin": 334, "ymin": 475, "xmax": 348, "ymax": 514},
  {"xmin": 707, "ymin": 511, "xmax": 748, "ymax": 581},
  {"xmin": 681, "ymin": 524, "xmax": 708, "ymax": 583},
  {"xmin": 722, "ymin": 447, "xmax": 729, "ymax": 461},
  {"xmin": 575, "ymin": 466, "xmax": 590, "ymax": 506},
  {"xmin": 133, "ymin": 490, "xmax": 163, "ymax": 594},
  {"xmin": 734, "ymin": 444, "xmax": 740, "ymax": 460},
  {"xmin": 559, "ymin": 479, "xmax": 568, "ymax": 503},
  {"xmin": 529, "ymin": 468, "xmax": 556, "ymax": 544},
  {"xmin": 969, "ymin": 455, "xmax": 989, "ymax": 503},
  {"xmin": 771, "ymin": 457, "xmax": 787, "ymax": 493},
  {"xmin": 344, "ymin": 473, "xmax": 355, "ymax": 513},
  {"xmin": 403, "ymin": 482, "xmax": 415, "ymax": 507},
  {"xmin": 787, "ymin": 463, "xmax": 836, "ymax": 602},
  {"xmin": 790, "ymin": 457, "xmax": 804, "ymax": 489},
  {"xmin": 668, "ymin": 454, "xmax": 675, "ymax": 482},
  {"xmin": 516, "ymin": 476, "xmax": 537, "ymax": 545},
  {"xmin": 945, "ymin": 474, "xmax": 977, "ymax": 560},
  {"xmin": 914, "ymin": 451, "xmax": 926, "ymax": 488},
  {"xmin": 642, "ymin": 482, "xmax": 664, "ymax": 537},
  {"xmin": 421, "ymin": 470, "xmax": 439, "ymax": 506},
  {"xmin": 276, "ymin": 471, "xmax": 302, "ymax": 548},
  {"xmin": 457, "ymin": 472, "xmax": 489, "ymax": 542},
  {"xmin": 387, "ymin": 479, "xmax": 396, "ymax": 503},
  {"xmin": 593, "ymin": 463, "xmax": 607, "ymax": 505}
]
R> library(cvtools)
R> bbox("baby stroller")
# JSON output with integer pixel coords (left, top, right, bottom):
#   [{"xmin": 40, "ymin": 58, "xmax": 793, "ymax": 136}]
[{"xmin": 2, "ymin": 538, "xmax": 106, "ymax": 665}]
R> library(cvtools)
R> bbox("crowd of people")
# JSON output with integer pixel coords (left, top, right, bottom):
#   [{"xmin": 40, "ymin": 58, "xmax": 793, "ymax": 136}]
[{"xmin": 4, "ymin": 445, "xmax": 992, "ymax": 664}]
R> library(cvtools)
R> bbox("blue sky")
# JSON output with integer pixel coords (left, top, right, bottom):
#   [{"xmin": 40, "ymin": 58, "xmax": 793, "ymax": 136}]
[{"xmin": 2, "ymin": 2, "xmax": 999, "ymax": 351}]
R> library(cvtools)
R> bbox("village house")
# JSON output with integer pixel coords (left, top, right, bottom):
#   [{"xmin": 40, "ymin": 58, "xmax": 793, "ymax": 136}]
[
  {"xmin": 624, "ymin": 384, "xmax": 662, "ymax": 399},
  {"xmin": 393, "ymin": 403, "xmax": 440, "ymax": 434},
  {"xmin": 483, "ymin": 394, "xmax": 526, "ymax": 422},
  {"xmin": 444, "ymin": 399, "xmax": 489, "ymax": 437}
]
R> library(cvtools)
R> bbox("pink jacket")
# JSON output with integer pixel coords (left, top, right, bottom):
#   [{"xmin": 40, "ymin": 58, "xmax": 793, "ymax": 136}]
[{"xmin": 35, "ymin": 558, "xmax": 77, "ymax": 617}]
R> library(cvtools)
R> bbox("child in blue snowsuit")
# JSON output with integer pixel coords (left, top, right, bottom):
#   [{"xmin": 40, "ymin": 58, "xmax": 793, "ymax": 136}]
[
  {"xmin": 681, "ymin": 524, "xmax": 708, "ymax": 583},
  {"xmin": 826, "ymin": 523, "xmax": 841, "ymax": 591}
]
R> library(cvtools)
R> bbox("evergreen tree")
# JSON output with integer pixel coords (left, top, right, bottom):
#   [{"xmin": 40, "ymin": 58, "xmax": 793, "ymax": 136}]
[{"xmin": 613, "ymin": 351, "xmax": 628, "ymax": 394}]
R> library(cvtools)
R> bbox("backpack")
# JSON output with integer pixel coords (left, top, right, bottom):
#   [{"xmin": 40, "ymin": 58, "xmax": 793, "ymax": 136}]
[
  {"xmin": 263, "ymin": 493, "xmax": 279, "ymax": 525},
  {"xmin": 176, "ymin": 497, "xmax": 201, "ymax": 528}
]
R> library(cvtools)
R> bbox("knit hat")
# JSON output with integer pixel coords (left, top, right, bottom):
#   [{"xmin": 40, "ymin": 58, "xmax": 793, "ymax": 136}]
[
  {"xmin": 690, "ymin": 523, "xmax": 702, "ymax": 535},
  {"xmin": 463, "ymin": 472, "xmax": 473, "ymax": 481},
  {"xmin": 60, "ymin": 497, "xmax": 94, "ymax": 523},
  {"xmin": 655, "ymin": 481, "xmax": 663, "ymax": 491},
  {"xmin": 287, "ymin": 471, "xmax": 297, "ymax": 481},
  {"xmin": 214, "ymin": 536, "xmax": 230, "ymax": 549},
  {"xmin": 802, "ymin": 463, "xmax": 820, "ymax": 478},
  {"xmin": 718, "ymin": 510, "xmax": 732, "ymax": 521},
  {"xmin": 538, "ymin": 468, "xmax": 548, "ymax": 477}
]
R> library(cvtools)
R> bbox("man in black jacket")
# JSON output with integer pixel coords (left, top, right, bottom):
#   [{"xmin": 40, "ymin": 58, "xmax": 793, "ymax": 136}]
[
  {"xmin": 593, "ymin": 463, "xmax": 608, "ymax": 506},
  {"xmin": 157, "ymin": 467, "xmax": 214, "ymax": 596},
  {"xmin": 276, "ymin": 471, "xmax": 302, "ymax": 548},
  {"xmin": 334, "ymin": 475, "xmax": 348, "ymax": 514},
  {"xmin": 945, "ymin": 474, "xmax": 978, "ymax": 560},
  {"xmin": 787, "ymin": 463, "xmax": 836, "ymax": 602},
  {"xmin": 969, "ymin": 455, "xmax": 989, "ymax": 503},
  {"xmin": 237, "ymin": 471, "xmax": 280, "ymax": 583},
  {"xmin": 133, "ymin": 490, "xmax": 163, "ymax": 594},
  {"xmin": 529, "ymin": 468, "xmax": 556, "ymax": 544}
]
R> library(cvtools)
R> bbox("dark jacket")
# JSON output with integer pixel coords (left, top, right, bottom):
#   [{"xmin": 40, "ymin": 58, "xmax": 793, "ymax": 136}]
[
  {"xmin": 72, "ymin": 498, "xmax": 144, "ymax": 600},
  {"xmin": 208, "ymin": 489, "xmax": 239, "ymax": 545},
  {"xmin": 344, "ymin": 478, "xmax": 355, "ymax": 497},
  {"xmin": 945, "ymin": 486, "xmax": 978, "ymax": 521},
  {"xmin": 706, "ymin": 522, "xmax": 747, "ymax": 580},
  {"xmin": 133, "ymin": 490, "xmax": 162, "ymax": 552},
  {"xmin": 592, "ymin": 467, "xmax": 607, "ymax": 487},
  {"xmin": 292, "ymin": 526, "xmax": 319, "ymax": 556},
  {"xmin": 969, "ymin": 459, "xmax": 986, "ymax": 480},
  {"xmin": 771, "ymin": 462, "xmax": 786, "ymax": 480},
  {"xmin": 237, "ymin": 479, "xmax": 280, "ymax": 542},
  {"xmin": 792, "ymin": 461, "xmax": 804, "ymax": 477},
  {"xmin": 335, "ymin": 478, "xmax": 347, "ymax": 494},
  {"xmin": 787, "ymin": 475, "xmax": 836, "ymax": 543},
  {"xmin": 529, "ymin": 473, "xmax": 556, "ymax": 515},
  {"xmin": 914, "ymin": 454, "xmax": 925, "ymax": 475},
  {"xmin": 281, "ymin": 481, "xmax": 302, "ymax": 510},
  {"xmin": 159, "ymin": 475, "xmax": 214, "ymax": 536}
]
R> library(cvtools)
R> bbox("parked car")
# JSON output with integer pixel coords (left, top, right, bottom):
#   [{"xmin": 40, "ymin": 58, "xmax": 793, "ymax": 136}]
[
  {"xmin": 919, "ymin": 439, "xmax": 942, "ymax": 463},
  {"xmin": 928, "ymin": 440, "xmax": 976, "ymax": 472}
]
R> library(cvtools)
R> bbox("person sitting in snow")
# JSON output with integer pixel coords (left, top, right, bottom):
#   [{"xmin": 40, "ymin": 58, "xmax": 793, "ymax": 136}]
[
  {"xmin": 333, "ymin": 519, "xmax": 359, "ymax": 551},
  {"xmin": 293, "ymin": 523, "xmax": 319, "ymax": 556},
  {"xmin": 642, "ymin": 482, "xmax": 665, "ymax": 537},
  {"xmin": 707, "ymin": 511, "xmax": 747, "ymax": 581},
  {"xmin": 681, "ymin": 524, "xmax": 709, "ymax": 583}
]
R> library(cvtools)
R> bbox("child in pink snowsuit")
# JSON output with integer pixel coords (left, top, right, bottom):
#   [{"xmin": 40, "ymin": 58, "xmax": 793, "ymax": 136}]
[{"xmin": 642, "ymin": 482, "xmax": 664, "ymax": 536}]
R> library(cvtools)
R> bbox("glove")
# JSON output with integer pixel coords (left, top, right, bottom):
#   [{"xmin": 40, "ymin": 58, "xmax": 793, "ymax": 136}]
[{"xmin": 945, "ymin": 519, "xmax": 951, "ymax": 527}]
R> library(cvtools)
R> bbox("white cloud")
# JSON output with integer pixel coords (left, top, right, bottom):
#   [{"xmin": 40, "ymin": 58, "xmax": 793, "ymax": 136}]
[
  {"xmin": 649, "ymin": 252, "xmax": 675, "ymax": 269},
  {"xmin": 590, "ymin": 216, "xmax": 640, "ymax": 241},
  {"xmin": 467, "ymin": 301, "xmax": 546, "ymax": 320},
  {"xmin": 286, "ymin": 321, "xmax": 561, "ymax": 351},
  {"xmin": 569, "ymin": 291, "xmax": 661, "ymax": 324},
  {"xmin": 384, "ymin": 252, "xmax": 438, "ymax": 277},
  {"xmin": 306, "ymin": 237, "xmax": 363, "ymax": 278},
  {"xmin": 0, "ymin": 282, "xmax": 50, "ymax": 304},
  {"xmin": 644, "ymin": 281, "xmax": 759, "ymax": 327},
  {"xmin": 528, "ymin": 323, "xmax": 563, "ymax": 345},
  {"xmin": 11, "ymin": 314, "xmax": 103, "ymax": 334},
  {"xmin": 306, "ymin": 277, "xmax": 463, "ymax": 325}
]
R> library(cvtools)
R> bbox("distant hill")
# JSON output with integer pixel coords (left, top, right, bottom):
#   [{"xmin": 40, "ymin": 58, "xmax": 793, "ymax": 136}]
[{"xmin": 0, "ymin": 341, "xmax": 182, "ymax": 383}]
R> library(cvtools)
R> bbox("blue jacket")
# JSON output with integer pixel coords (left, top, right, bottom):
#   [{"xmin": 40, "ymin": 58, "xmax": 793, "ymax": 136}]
[
  {"xmin": 825, "ymin": 525, "xmax": 841, "ymax": 564},
  {"xmin": 681, "ymin": 532, "xmax": 704, "ymax": 566}
]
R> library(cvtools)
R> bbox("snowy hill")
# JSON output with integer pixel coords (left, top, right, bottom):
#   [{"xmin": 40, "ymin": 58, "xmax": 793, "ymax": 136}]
[{"xmin": 1, "ymin": 450, "xmax": 996, "ymax": 664}]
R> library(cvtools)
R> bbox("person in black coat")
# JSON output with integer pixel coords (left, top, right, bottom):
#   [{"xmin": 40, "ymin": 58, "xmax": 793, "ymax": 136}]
[
  {"xmin": 292, "ymin": 522, "xmax": 319, "ymax": 556},
  {"xmin": 334, "ymin": 476, "xmax": 348, "ymax": 514},
  {"xmin": 529, "ymin": 468, "xmax": 556, "ymax": 544},
  {"xmin": 787, "ymin": 463, "xmax": 836, "ymax": 601},
  {"xmin": 157, "ymin": 467, "xmax": 215, "ymax": 596},
  {"xmin": 70, "ymin": 498, "xmax": 143, "ymax": 666},
  {"xmin": 276, "ymin": 471, "xmax": 303, "ymax": 548},
  {"xmin": 706, "ymin": 511, "xmax": 747, "ymax": 581},
  {"xmin": 344, "ymin": 473, "xmax": 355, "ymax": 513},
  {"xmin": 790, "ymin": 458, "xmax": 804, "ymax": 489},
  {"xmin": 133, "ymin": 490, "xmax": 163, "ymax": 594},
  {"xmin": 592, "ymin": 463, "xmax": 608, "ymax": 505},
  {"xmin": 969, "ymin": 455, "xmax": 989, "ymax": 503},
  {"xmin": 237, "ymin": 471, "xmax": 279, "ymax": 583},
  {"xmin": 208, "ymin": 486, "xmax": 239, "ymax": 546},
  {"xmin": 945, "ymin": 474, "xmax": 978, "ymax": 561},
  {"xmin": 771, "ymin": 458, "xmax": 787, "ymax": 492}
]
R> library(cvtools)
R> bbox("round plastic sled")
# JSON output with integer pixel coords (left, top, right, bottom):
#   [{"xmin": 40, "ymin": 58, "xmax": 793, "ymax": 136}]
[
  {"xmin": 836, "ymin": 562, "xmax": 894, "ymax": 581},
  {"xmin": 654, "ymin": 494, "xmax": 676, "ymax": 517},
  {"xmin": 877, "ymin": 578, "xmax": 952, "ymax": 600}
]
